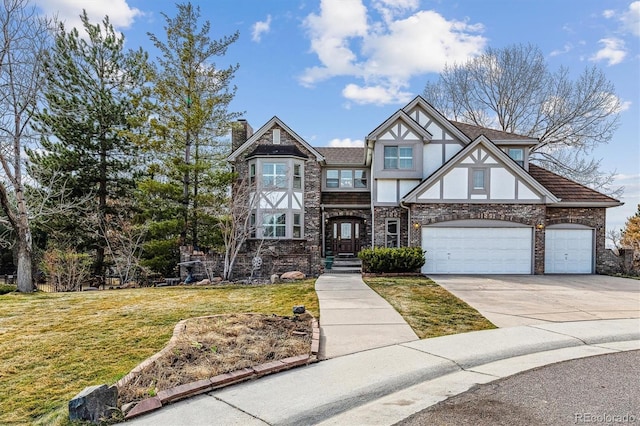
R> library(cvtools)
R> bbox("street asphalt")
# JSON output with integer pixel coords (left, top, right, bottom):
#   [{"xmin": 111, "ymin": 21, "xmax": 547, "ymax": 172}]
[
  {"xmin": 122, "ymin": 274, "xmax": 640, "ymax": 425},
  {"xmin": 397, "ymin": 350, "xmax": 639, "ymax": 426}
]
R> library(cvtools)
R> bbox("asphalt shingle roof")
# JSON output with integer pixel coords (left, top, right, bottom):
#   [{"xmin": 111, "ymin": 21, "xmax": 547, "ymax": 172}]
[
  {"xmin": 451, "ymin": 121, "xmax": 535, "ymax": 141},
  {"xmin": 528, "ymin": 164, "xmax": 619, "ymax": 203},
  {"xmin": 316, "ymin": 147, "xmax": 365, "ymax": 165}
]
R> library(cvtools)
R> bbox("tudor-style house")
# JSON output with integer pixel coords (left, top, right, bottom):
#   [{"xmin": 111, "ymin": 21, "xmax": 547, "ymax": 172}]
[{"xmin": 227, "ymin": 96, "xmax": 621, "ymax": 277}]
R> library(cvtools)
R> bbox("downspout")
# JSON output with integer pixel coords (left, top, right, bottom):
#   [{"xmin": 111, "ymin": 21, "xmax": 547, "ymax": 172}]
[
  {"xmin": 400, "ymin": 200, "xmax": 411, "ymax": 247},
  {"xmin": 367, "ymin": 138, "xmax": 375, "ymax": 248}
]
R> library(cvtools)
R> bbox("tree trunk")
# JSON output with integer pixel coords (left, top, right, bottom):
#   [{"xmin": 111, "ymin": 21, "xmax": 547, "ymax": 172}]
[{"xmin": 16, "ymin": 230, "xmax": 33, "ymax": 292}]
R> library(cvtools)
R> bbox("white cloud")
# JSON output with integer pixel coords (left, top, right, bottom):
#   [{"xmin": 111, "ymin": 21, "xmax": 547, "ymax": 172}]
[
  {"xmin": 602, "ymin": 9, "xmax": 616, "ymax": 19},
  {"xmin": 621, "ymin": 1, "xmax": 640, "ymax": 36},
  {"xmin": 252, "ymin": 15, "xmax": 272, "ymax": 42},
  {"xmin": 300, "ymin": 0, "xmax": 486, "ymax": 105},
  {"xmin": 328, "ymin": 138, "xmax": 365, "ymax": 147},
  {"xmin": 550, "ymin": 43, "xmax": 573, "ymax": 57},
  {"xmin": 590, "ymin": 37, "xmax": 627, "ymax": 65},
  {"xmin": 34, "ymin": 0, "xmax": 142, "ymax": 30},
  {"xmin": 342, "ymin": 83, "xmax": 412, "ymax": 105}
]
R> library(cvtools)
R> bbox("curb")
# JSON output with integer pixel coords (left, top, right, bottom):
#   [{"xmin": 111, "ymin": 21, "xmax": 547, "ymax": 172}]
[{"xmin": 123, "ymin": 315, "xmax": 321, "ymax": 420}]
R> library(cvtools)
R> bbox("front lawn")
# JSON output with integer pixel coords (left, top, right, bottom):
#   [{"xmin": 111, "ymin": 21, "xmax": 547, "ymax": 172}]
[
  {"xmin": 365, "ymin": 276, "xmax": 495, "ymax": 338},
  {"xmin": 0, "ymin": 281, "xmax": 318, "ymax": 425}
]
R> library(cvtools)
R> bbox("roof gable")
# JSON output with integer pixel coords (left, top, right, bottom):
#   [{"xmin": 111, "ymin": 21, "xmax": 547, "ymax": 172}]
[
  {"xmin": 402, "ymin": 136, "xmax": 558, "ymax": 203},
  {"xmin": 227, "ymin": 116, "xmax": 324, "ymax": 162},
  {"xmin": 366, "ymin": 109, "xmax": 432, "ymax": 142},
  {"xmin": 402, "ymin": 96, "xmax": 471, "ymax": 143}
]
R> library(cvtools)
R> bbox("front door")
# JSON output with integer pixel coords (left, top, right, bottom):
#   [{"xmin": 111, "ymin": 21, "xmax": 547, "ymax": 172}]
[{"xmin": 332, "ymin": 219, "xmax": 361, "ymax": 255}]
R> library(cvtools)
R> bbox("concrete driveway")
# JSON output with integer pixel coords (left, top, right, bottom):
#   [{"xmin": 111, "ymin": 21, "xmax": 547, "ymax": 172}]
[{"xmin": 429, "ymin": 275, "xmax": 640, "ymax": 327}]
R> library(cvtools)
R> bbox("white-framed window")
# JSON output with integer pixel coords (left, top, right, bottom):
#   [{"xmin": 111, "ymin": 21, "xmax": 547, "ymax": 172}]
[
  {"xmin": 384, "ymin": 146, "xmax": 413, "ymax": 169},
  {"xmin": 508, "ymin": 148, "xmax": 524, "ymax": 167},
  {"xmin": 263, "ymin": 213, "xmax": 286, "ymax": 238},
  {"xmin": 262, "ymin": 162, "xmax": 287, "ymax": 188},
  {"xmin": 325, "ymin": 169, "xmax": 368, "ymax": 189},
  {"xmin": 385, "ymin": 219, "xmax": 400, "ymax": 248},
  {"xmin": 293, "ymin": 164, "xmax": 302, "ymax": 189},
  {"xmin": 293, "ymin": 213, "xmax": 302, "ymax": 238}
]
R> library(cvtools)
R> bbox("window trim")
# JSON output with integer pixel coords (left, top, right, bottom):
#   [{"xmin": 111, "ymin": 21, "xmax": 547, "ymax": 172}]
[
  {"xmin": 470, "ymin": 168, "xmax": 489, "ymax": 194},
  {"xmin": 507, "ymin": 148, "xmax": 524, "ymax": 167},
  {"xmin": 385, "ymin": 218, "xmax": 400, "ymax": 248},
  {"xmin": 324, "ymin": 168, "xmax": 368, "ymax": 190},
  {"xmin": 383, "ymin": 145, "xmax": 413, "ymax": 170}
]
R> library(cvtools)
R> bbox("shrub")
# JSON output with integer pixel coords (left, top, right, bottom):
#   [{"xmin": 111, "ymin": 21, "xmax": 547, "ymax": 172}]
[
  {"xmin": 358, "ymin": 247, "xmax": 425, "ymax": 273},
  {"xmin": 41, "ymin": 248, "xmax": 92, "ymax": 292},
  {"xmin": 0, "ymin": 284, "xmax": 16, "ymax": 295}
]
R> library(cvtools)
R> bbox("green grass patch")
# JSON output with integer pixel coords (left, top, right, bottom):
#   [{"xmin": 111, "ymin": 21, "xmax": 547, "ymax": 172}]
[
  {"xmin": 365, "ymin": 276, "xmax": 495, "ymax": 339},
  {"xmin": 0, "ymin": 281, "xmax": 318, "ymax": 425}
]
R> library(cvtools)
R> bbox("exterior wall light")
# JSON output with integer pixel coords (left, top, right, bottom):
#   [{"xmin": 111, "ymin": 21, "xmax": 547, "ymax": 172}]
[
  {"xmin": 413, "ymin": 222, "xmax": 421, "ymax": 229},
  {"xmin": 536, "ymin": 223, "xmax": 545, "ymax": 230}
]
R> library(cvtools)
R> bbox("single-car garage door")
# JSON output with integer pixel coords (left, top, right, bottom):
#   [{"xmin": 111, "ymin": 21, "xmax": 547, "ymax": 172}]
[
  {"xmin": 422, "ymin": 224, "xmax": 533, "ymax": 274},
  {"xmin": 545, "ymin": 228, "xmax": 593, "ymax": 274}
]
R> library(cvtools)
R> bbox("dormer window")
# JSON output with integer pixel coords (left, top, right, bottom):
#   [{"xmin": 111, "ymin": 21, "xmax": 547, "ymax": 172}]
[{"xmin": 508, "ymin": 148, "xmax": 524, "ymax": 167}]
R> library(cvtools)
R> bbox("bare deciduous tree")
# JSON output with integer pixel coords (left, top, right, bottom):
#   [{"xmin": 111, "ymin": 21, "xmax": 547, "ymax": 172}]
[
  {"xmin": 424, "ymin": 43, "xmax": 622, "ymax": 197},
  {"xmin": 0, "ymin": 0, "xmax": 51, "ymax": 292}
]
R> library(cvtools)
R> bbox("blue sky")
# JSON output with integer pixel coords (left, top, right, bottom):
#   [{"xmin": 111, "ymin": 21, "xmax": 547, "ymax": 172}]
[{"xmin": 34, "ymin": 0, "xmax": 639, "ymax": 234}]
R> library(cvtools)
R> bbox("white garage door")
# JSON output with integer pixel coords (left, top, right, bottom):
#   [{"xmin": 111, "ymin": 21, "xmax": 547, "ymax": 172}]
[
  {"xmin": 422, "ymin": 227, "xmax": 533, "ymax": 274},
  {"xmin": 545, "ymin": 229, "xmax": 593, "ymax": 274}
]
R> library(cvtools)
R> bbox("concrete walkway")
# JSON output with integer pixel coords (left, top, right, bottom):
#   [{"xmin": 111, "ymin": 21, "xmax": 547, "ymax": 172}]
[{"xmin": 315, "ymin": 273, "xmax": 419, "ymax": 359}]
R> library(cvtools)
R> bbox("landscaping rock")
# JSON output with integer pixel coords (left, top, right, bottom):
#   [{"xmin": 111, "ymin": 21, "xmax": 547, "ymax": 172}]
[
  {"xmin": 195, "ymin": 278, "xmax": 211, "ymax": 286},
  {"xmin": 68, "ymin": 384, "xmax": 118, "ymax": 423},
  {"xmin": 293, "ymin": 305, "xmax": 306, "ymax": 314},
  {"xmin": 270, "ymin": 274, "xmax": 280, "ymax": 284},
  {"xmin": 281, "ymin": 271, "xmax": 305, "ymax": 280},
  {"xmin": 211, "ymin": 276, "xmax": 223, "ymax": 283}
]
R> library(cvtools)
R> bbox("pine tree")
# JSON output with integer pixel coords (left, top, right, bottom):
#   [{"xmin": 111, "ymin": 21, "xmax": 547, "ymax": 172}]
[
  {"xmin": 144, "ymin": 2, "xmax": 240, "ymax": 251},
  {"xmin": 30, "ymin": 11, "xmax": 149, "ymax": 274}
]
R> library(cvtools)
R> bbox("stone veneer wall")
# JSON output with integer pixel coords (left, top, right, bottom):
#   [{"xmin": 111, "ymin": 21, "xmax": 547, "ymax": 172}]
[
  {"xmin": 600, "ymin": 248, "xmax": 639, "ymax": 275},
  {"xmin": 407, "ymin": 204, "xmax": 547, "ymax": 274},
  {"xmin": 545, "ymin": 207, "xmax": 606, "ymax": 273},
  {"xmin": 373, "ymin": 206, "xmax": 409, "ymax": 248}
]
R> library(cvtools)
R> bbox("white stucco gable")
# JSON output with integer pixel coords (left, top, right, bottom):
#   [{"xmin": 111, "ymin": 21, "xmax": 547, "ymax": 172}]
[{"xmin": 403, "ymin": 136, "xmax": 559, "ymax": 204}]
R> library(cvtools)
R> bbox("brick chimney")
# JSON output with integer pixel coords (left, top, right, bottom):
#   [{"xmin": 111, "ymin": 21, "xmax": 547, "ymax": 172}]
[{"xmin": 231, "ymin": 119, "xmax": 253, "ymax": 153}]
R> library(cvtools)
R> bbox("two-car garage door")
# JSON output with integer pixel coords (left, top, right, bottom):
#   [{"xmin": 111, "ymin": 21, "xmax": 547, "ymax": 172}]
[
  {"xmin": 421, "ymin": 222, "xmax": 594, "ymax": 274},
  {"xmin": 422, "ymin": 224, "xmax": 533, "ymax": 274}
]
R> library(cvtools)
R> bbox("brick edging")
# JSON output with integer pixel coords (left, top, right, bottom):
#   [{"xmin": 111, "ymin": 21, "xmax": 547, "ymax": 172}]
[{"xmin": 123, "ymin": 314, "xmax": 320, "ymax": 420}]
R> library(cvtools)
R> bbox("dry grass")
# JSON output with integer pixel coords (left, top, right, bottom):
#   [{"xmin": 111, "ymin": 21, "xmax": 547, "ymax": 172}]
[
  {"xmin": 365, "ymin": 276, "xmax": 495, "ymax": 338},
  {"xmin": 118, "ymin": 313, "xmax": 312, "ymax": 405},
  {"xmin": 0, "ymin": 281, "xmax": 318, "ymax": 426}
]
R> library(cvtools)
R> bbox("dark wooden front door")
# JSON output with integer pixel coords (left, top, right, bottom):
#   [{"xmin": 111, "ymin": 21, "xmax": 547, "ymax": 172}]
[{"xmin": 331, "ymin": 219, "xmax": 361, "ymax": 255}]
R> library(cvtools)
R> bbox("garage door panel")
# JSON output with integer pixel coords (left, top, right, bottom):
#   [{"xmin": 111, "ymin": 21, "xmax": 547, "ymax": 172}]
[
  {"xmin": 545, "ymin": 229, "xmax": 593, "ymax": 274},
  {"xmin": 422, "ymin": 227, "xmax": 533, "ymax": 274}
]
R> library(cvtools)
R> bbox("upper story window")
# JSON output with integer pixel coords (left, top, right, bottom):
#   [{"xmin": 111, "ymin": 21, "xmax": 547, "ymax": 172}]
[
  {"xmin": 472, "ymin": 168, "xmax": 487, "ymax": 192},
  {"xmin": 384, "ymin": 146, "xmax": 413, "ymax": 169},
  {"xmin": 293, "ymin": 164, "xmax": 302, "ymax": 189},
  {"xmin": 249, "ymin": 163, "xmax": 256, "ymax": 184},
  {"xmin": 325, "ymin": 169, "xmax": 368, "ymax": 189},
  {"xmin": 262, "ymin": 162, "xmax": 287, "ymax": 188},
  {"xmin": 508, "ymin": 148, "xmax": 524, "ymax": 167}
]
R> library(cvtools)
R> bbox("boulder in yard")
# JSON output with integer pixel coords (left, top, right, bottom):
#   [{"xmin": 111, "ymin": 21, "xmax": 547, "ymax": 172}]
[
  {"xmin": 195, "ymin": 278, "xmax": 211, "ymax": 286},
  {"xmin": 281, "ymin": 271, "xmax": 306, "ymax": 280},
  {"xmin": 270, "ymin": 274, "xmax": 281, "ymax": 284},
  {"xmin": 68, "ymin": 384, "xmax": 118, "ymax": 423}
]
